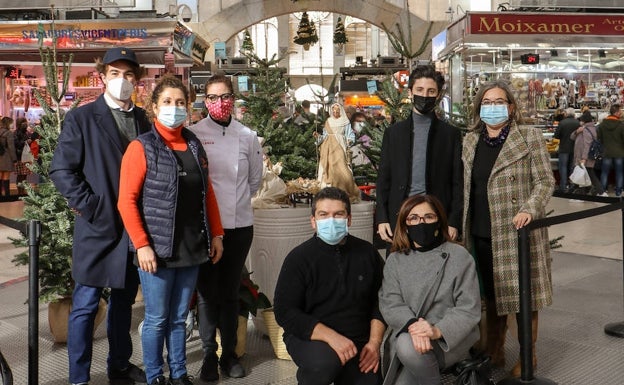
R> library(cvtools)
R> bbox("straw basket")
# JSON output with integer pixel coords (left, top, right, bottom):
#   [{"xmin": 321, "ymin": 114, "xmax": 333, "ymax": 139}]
[
  {"xmin": 261, "ymin": 308, "xmax": 291, "ymax": 360},
  {"xmin": 216, "ymin": 315, "xmax": 248, "ymax": 358}
]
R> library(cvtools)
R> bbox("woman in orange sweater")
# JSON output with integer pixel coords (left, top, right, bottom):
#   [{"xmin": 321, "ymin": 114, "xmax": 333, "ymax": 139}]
[{"xmin": 118, "ymin": 74, "xmax": 224, "ymax": 385}]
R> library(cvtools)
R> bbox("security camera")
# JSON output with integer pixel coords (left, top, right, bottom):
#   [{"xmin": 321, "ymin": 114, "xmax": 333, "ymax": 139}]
[{"xmin": 183, "ymin": 17, "xmax": 191, "ymax": 22}]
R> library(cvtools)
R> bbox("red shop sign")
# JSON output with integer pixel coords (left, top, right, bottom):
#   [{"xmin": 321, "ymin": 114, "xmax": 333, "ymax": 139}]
[{"xmin": 469, "ymin": 12, "xmax": 624, "ymax": 36}]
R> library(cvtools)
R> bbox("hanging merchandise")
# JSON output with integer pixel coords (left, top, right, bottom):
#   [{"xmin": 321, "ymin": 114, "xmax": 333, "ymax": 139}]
[
  {"xmin": 333, "ymin": 16, "xmax": 348, "ymax": 53},
  {"xmin": 293, "ymin": 12, "xmax": 318, "ymax": 51}
]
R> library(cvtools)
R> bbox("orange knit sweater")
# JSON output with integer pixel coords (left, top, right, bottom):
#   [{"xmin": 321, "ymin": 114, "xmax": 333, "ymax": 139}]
[{"xmin": 118, "ymin": 120, "xmax": 224, "ymax": 250}]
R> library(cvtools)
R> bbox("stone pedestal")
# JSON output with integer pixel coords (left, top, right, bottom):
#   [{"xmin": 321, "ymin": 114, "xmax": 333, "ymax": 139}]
[{"xmin": 248, "ymin": 201, "xmax": 374, "ymax": 303}]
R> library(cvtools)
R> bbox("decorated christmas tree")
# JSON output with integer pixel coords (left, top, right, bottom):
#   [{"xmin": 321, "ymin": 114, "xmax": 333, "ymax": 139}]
[
  {"xmin": 241, "ymin": 29, "xmax": 254, "ymax": 53},
  {"xmin": 238, "ymin": 52, "xmax": 317, "ymax": 180},
  {"xmin": 333, "ymin": 17, "xmax": 348, "ymax": 45},
  {"xmin": 293, "ymin": 12, "xmax": 318, "ymax": 51}
]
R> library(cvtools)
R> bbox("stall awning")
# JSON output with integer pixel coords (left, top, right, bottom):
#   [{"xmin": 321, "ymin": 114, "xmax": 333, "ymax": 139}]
[
  {"xmin": 0, "ymin": 18, "xmax": 208, "ymax": 66},
  {"xmin": 440, "ymin": 12, "xmax": 624, "ymax": 57}
]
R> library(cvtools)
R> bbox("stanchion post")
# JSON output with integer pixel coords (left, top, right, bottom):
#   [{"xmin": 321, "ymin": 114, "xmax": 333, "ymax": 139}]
[
  {"xmin": 28, "ymin": 220, "xmax": 42, "ymax": 385},
  {"xmin": 604, "ymin": 204, "xmax": 624, "ymax": 337},
  {"xmin": 498, "ymin": 226, "xmax": 556, "ymax": 385}
]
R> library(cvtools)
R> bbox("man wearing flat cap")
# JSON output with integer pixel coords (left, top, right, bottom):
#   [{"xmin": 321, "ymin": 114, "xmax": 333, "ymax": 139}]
[{"xmin": 50, "ymin": 47, "xmax": 151, "ymax": 385}]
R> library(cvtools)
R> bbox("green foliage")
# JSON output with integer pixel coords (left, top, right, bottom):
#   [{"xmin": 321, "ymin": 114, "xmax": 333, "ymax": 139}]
[
  {"xmin": 351, "ymin": 77, "xmax": 411, "ymax": 185},
  {"xmin": 238, "ymin": 52, "xmax": 317, "ymax": 180},
  {"xmin": 11, "ymin": 20, "xmax": 77, "ymax": 303},
  {"xmin": 239, "ymin": 269, "xmax": 271, "ymax": 317}
]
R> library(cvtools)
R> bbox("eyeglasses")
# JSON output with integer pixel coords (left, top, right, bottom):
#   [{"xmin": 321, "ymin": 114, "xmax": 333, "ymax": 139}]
[
  {"xmin": 481, "ymin": 99, "xmax": 509, "ymax": 106},
  {"xmin": 205, "ymin": 93, "xmax": 235, "ymax": 103},
  {"xmin": 406, "ymin": 213, "xmax": 438, "ymax": 225}
]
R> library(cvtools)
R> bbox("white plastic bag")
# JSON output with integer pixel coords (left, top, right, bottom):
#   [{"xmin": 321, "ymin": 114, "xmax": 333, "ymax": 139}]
[
  {"xmin": 569, "ymin": 164, "xmax": 591, "ymax": 187},
  {"xmin": 21, "ymin": 142, "xmax": 34, "ymax": 163}
]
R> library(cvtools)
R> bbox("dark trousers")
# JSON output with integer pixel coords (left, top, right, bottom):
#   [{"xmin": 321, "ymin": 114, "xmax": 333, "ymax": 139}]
[
  {"xmin": 284, "ymin": 334, "xmax": 382, "ymax": 385},
  {"xmin": 472, "ymin": 236, "xmax": 496, "ymax": 301},
  {"xmin": 67, "ymin": 257, "xmax": 139, "ymax": 384},
  {"xmin": 196, "ymin": 226, "xmax": 253, "ymax": 360}
]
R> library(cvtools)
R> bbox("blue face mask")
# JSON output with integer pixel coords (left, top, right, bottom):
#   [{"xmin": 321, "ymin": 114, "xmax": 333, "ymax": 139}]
[
  {"xmin": 480, "ymin": 105, "xmax": 509, "ymax": 126},
  {"xmin": 315, "ymin": 218, "xmax": 349, "ymax": 245},
  {"xmin": 158, "ymin": 106, "xmax": 188, "ymax": 128}
]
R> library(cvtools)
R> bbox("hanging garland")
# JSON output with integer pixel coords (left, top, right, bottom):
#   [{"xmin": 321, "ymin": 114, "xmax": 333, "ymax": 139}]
[{"xmin": 293, "ymin": 12, "xmax": 318, "ymax": 51}]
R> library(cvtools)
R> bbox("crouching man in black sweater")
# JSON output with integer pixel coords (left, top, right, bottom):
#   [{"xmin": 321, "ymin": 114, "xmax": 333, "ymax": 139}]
[{"xmin": 274, "ymin": 187, "xmax": 386, "ymax": 385}]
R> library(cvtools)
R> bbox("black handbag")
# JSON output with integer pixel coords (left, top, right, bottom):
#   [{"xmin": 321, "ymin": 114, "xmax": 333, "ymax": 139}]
[
  {"xmin": 453, "ymin": 352, "xmax": 495, "ymax": 385},
  {"xmin": 0, "ymin": 349, "xmax": 13, "ymax": 385}
]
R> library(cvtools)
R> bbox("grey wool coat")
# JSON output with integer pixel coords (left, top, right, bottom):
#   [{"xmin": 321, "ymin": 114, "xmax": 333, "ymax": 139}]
[
  {"xmin": 462, "ymin": 124, "xmax": 555, "ymax": 315},
  {"xmin": 379, "ymin": 242, "xmax": 481, "ymax": 368}
]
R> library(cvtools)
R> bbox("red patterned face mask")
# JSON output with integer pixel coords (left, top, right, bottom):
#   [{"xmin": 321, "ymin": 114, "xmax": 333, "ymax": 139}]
[{"xmin": 207, "ymin": 98, "xmax": 234, "ymax": 122}]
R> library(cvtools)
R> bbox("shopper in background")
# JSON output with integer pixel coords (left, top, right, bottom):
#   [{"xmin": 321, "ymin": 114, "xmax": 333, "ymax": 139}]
[
  {"xmin": 379, "ymin": 194, "xmax": 481, "ymax": 385},
  {"xmin": 0, "ymin": 116, "xmax": 16, "ymax": 197},
  {"xmin": 462, "ymin": 80, "xmax": 554, "ymax": 377},
  {"xmin": 118, "ymin": 74, "xmax": 224, "ymax": 385},
  {"xmin": 50, "ymin": 47, "xmax": 151, "ymax": 385},
  {"xmin": 571, "ymin": 111, "xmax": 606, "ymax": 196},
  {"xmin": 190, "ymin": 74, "xmax": 263, "ymax": 381},
  {"xmin": 598, "ymin": 103, "xmax": 624, "ymax": 196},
  {"xmin": 553, "ymin": 108, "xmax": 580, "ymax": 192},
  {"xmin": 376, "ymin": 65, "xmax": 463, "ymax": 248},
  {"xmin": 13, "ymin": 117, "xmax": 30, "ymax": 195}
]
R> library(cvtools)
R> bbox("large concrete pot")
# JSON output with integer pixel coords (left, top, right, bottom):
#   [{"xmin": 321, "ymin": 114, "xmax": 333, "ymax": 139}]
[{"xmin": 248, "ymin": 201, "xmax": 374, "ymax": 304}]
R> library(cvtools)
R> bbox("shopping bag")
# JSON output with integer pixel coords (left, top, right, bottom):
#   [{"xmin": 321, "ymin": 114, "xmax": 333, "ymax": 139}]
[
  {"xmin": 21, "ymin": 142, "xmax": 34, "ymax": 163},
  {"xmin": 569, "ymin": 164, "xmax": 591, "ymax": 187}
]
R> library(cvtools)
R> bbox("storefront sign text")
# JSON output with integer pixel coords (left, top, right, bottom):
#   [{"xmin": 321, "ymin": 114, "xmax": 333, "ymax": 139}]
[{"xmin": 469, "ymin": 13, "xmax": 624, "ymax": 35}]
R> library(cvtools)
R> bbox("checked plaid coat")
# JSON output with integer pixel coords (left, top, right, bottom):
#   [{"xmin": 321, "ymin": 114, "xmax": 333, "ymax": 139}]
[{"xmin": 462, "ymin": 124, "xmax": 555, "ymax": 315}]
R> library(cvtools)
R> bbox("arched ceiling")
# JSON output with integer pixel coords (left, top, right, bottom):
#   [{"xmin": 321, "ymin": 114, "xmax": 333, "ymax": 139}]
[{"xmin": 193, "ymin": 0, "xmax": 446, "ymax": 50}]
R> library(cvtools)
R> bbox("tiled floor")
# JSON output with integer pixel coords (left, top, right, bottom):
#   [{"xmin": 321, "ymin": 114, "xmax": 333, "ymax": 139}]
[{"xmin": 1, "ymin": 197, "xmax": 623, "ymax": 384}]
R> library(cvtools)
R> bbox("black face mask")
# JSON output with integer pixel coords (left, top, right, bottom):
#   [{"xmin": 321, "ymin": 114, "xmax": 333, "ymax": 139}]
[
  {"xmin": 407, "ymin": 222, "xmax": 443, "ymax": 250},
  {"xmin": 412, "ymin": 95, "xmax": 438, "ymax": 114}
]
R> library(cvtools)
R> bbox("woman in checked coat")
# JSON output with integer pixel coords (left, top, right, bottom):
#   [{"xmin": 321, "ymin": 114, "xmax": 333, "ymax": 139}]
[{"xmin": 461, "ymin": 80, "xmax": 555, "ymax": 378}]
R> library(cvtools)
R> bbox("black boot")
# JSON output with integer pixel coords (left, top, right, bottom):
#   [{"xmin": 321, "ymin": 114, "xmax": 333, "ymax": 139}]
[
  {"xmin": 199, "ymin": 352, "xmax": 218, "ymax": 382},
  {"xmin": 2, "ymin": 180, "xmax": 10, "ymax": 196}
]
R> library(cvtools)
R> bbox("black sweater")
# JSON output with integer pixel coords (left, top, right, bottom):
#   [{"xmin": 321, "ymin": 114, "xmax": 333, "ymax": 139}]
[{"xmin": 274, "ymin": 234, "xmax": 385, "ymax": 345}]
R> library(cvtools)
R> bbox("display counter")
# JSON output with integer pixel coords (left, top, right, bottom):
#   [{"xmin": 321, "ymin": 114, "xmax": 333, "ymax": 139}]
[
  {"xmin": 0, "ymin": 18, "xmax": 210, "ymax": 121},
  {"xmin": 434, "ymin": 12, "xmax": 624, "ymax": 126}
]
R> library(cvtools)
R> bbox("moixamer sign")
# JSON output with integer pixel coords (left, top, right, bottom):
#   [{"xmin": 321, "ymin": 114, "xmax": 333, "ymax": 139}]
[{"xmin": 469, "ymin": 12, "xmax": 624, "ymax": 35}]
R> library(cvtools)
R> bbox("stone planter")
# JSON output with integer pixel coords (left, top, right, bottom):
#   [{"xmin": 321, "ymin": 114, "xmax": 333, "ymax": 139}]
[
  {"xmin": 248, "ymin": 201, "xmax": 374, "ymax": 304},
  {"xmin": 48, "ymin": 297, "xmax": 107, "ymax": 344}
]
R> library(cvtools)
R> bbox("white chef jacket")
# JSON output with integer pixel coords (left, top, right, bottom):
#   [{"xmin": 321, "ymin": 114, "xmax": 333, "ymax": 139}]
[{"xmin": 190, "ymin": 117, "xmax": 263, "ymax": 229}]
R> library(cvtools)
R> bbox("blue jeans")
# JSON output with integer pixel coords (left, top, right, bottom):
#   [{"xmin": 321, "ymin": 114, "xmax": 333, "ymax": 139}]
[
  {"xmin": 557, "ymin": 152, "xmax": 571, "ymax": 190},
  {"xmin": 139, "ymin": 265, "xmax": 199, "ymax": 384},
  {"xmin": 67, "ymin": 260, "xmax": 139, "ymax": 384},
  {"xmin": 600, "ymin": 157, "xmax": 624, "ymax": 195}
]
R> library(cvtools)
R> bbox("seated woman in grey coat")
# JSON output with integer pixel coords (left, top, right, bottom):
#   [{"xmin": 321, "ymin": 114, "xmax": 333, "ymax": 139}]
[{"xmin": 378, "ymin": 194, "xmax": 481, "ymax": 385}]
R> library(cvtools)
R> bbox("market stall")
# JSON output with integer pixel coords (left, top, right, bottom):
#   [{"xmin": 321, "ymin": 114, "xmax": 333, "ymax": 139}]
[
  {"xmin": 0, "ymin": 18, "xmax": 209, "ymax": 123},
  {"xmin": 435, "ymin": 11, "xmax": 624, "ymax": 127}
]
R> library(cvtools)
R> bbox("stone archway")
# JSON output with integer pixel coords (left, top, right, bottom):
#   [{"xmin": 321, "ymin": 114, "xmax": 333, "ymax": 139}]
[{"xmin": 193, "ymin": 0, "xmax": 446, "ymax": 53}]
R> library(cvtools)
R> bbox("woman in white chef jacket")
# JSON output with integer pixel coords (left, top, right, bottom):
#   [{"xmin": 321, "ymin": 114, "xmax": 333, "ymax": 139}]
[{"xmin": 190, "ymin": 74, "xmax": 263, "ymax": 381}]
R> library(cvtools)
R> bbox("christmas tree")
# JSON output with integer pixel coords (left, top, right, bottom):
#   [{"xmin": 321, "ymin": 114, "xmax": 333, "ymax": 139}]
[
  {"xmin": 333, "ymin": 17, "xmax": 348, "ymax": 45},
  {"xmin": 293, "ymin": 12, "xmax": 318, "ymax": 50},
  {"xmin": 12, "ymin": 20, "xmax": 78, "ymax": 303},
  {"xmin": 241, "ymin": 29, "xmax": 254, "ymax": 53},
  {"xmin": 351, "ymin": 77, "xmax": 410, "ymax": 185},
  {"xmin": 238, "ymin": 52, "xmax": 317, "ymax": 180}
]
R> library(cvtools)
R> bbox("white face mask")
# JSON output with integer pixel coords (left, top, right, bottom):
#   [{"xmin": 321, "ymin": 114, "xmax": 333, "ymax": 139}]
[
  {"xmin": 158, "ymin": 106, "xmax": 188, "ymax": 128},
  {"xmin": 106, "ymin": 77, "xmax": 135, "ymax": 101}
]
